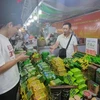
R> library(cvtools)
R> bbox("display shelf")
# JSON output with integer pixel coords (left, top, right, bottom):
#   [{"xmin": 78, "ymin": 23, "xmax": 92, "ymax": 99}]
[{"xmin": 49, "ymin": 85, "xmax": 77, "ymax": 89}]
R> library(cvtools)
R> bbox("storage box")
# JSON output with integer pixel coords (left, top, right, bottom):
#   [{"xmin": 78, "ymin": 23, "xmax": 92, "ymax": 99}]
[
  {"xmin": 96, "ymin": 68, "xmax": 100, "ymax": 84},
  {"xmin": 88, "ymin": 80, "xmax": 99, "ymax": 95},
  {"xmin": 87, "ymin": 65, "xmax": 97, "ymax": 81}
]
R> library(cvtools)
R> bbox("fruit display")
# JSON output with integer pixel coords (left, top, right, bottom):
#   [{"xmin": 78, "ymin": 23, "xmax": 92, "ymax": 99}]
[{"xmin": 51, "ymin": 57, "xmax": 67, "ymax": 76}]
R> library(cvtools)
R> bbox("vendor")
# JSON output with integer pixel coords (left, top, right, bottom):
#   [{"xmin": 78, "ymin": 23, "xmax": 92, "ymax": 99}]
[{"xmin": 50, "ymin": 22, "xmax": 78, "ymax": 58}]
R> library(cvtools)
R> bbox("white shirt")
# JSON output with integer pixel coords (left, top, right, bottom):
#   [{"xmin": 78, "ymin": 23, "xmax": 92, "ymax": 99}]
[
  {"xmin": 57, "ymin": 34, "xmax": 77, "ymax": 58},
  {"xmin": 0, "ymin": 34, "xmax": 19, "ymax": 94}
]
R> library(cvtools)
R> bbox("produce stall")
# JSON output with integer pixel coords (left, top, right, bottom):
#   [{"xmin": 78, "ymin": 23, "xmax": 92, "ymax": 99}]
[
  {"xmin": 17, "ymin": 50, "xmax": 100, "ymax": 100},
  {"xmin": 17, "ymin": 0, "xmax": 100, "ymax": 100},
  {"xmin": 0, "ymin": 0, "xmax": 100, "ymax": 100}
]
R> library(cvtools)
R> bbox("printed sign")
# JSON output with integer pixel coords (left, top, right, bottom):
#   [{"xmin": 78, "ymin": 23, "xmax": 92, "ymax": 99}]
[{"xmin": 86, "ymin": 38, "xmax": 98, "ymax": 56}]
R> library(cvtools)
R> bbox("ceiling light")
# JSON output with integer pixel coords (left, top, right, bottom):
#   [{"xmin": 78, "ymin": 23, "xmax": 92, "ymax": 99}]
[
  {"xmin": 31, "ymin": 19, "xmax": 34, "ymax": 22},
  {"xmin": 34, "ymin": 16, "xmax": 38, "ymax": 20},
  {"xmin": 29, "ymin": 15, "xmax": 32, "ymax": 19},
  {"xmin": 28, "ymin": 20, "xmax": 32, "ymax": 23},
  {"xmin": 38, "ymin": 9, "xmax": 42, "ymax": 15},
  {"xmin": 23, "ymin": 24, "xmax": 26, "ymax": 27},
  {"xmin": 26, "ymin": 22, "xmax": 30, "ymax": 26},
  {"xmin": 18, "ymin": 29, "xmax": 21, "ymax": 32}
]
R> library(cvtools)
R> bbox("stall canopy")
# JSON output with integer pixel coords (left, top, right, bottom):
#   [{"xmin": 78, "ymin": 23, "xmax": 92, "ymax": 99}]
[{"xmin": 21, "ymin": 0, "xmax": 100, "ymax": 23}]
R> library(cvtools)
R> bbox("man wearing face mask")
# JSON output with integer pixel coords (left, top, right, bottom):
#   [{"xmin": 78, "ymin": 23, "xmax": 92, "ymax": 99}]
[
  {"xmin": 0, "ymin": 22, "xmax": 29, "ymax": 100},
  {"xmin": 50, "ymin": 22, "xmax": 78, "ymax": 58}
]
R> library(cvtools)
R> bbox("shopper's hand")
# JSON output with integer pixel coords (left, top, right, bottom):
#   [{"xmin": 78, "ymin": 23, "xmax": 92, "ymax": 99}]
[
  {"xmin": 15, "ymin": 51, "xmax": 26, "ymax": 58},
  {"xmin": 50, "ymin": 48, "xmax": 54, "ymax": 53},
  {"xmin": 50, "ymin": 46, "xmax": 53, "ymax": 49},
  {"xmin": 16, "ymin": 53, "xmax": 29, "ymax": 62}
]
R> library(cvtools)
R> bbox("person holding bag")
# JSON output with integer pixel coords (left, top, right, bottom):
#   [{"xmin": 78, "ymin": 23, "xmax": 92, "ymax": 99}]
[{"xmin": 50, "ymin": 22, "xmax": 78, "ymax": 58}]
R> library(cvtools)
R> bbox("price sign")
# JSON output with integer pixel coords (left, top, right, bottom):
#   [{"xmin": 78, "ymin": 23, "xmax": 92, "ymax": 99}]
[{"xmin": 86, "ymin": 38, "xmax": 98, "ymax": 56}]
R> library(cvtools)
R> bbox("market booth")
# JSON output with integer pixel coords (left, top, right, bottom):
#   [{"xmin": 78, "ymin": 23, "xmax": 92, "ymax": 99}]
[{"xmin": 17, "ymin": 0, "xmax": 100, "ymax": 100}]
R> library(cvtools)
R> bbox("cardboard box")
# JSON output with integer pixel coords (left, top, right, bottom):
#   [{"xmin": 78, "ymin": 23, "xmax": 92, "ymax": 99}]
[
  {"xmin": 88, "ymin": 80, "xmax": 99, "ymax": 95},
  {"xmin": 87, "ymin": 65, "xmax": 97, "ymax": 81},
  {"xmin": 96, "ymin": 68, "xmax": 100, "ymax": 84}
]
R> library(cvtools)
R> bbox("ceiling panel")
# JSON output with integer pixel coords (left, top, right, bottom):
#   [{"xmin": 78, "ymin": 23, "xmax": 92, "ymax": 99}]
[{"xmin": 21, "ymin": 0, "xmax": 100, "ymax": 23}]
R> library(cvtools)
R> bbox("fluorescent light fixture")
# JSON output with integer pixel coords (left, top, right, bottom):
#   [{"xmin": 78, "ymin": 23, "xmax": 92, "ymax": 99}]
[
  {"xmin": 38, "ymin": 9, "xmax": 42, "ymax": 15},
  {"xmin": 18, "ymin": 29, "xmax": 21, "ymax": 32},
  {"xmin": 31, "ymin": 19, "xmax": 34, "ymax": 22},
  {"xmin": 23, "ymin": 24, "xmax": 26, "ymax": 27},
  {"xmin": 24, "ymin": 26, "xmax": 27, "ymax": 30},
  {"xmin": 26, "ymin": 22, "xmax": 30, "ymax": 26},
  {"xmin": 28, "ymin": 20, "xmax": 32, "ymax": 23},
  {"xmin": 34, "ymin": 16, "xmax": 38, "ymax": 20},
  {"xmin": 29, "ymin": 15, "xmax": 32, "ymax": 18}
]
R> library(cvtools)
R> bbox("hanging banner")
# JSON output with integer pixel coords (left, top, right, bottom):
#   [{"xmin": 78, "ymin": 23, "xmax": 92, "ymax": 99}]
[
  {"xmin": 52, "ymin": 11, "xmax": 100, "ymax": 38},
  {"xmin": 86, "ymin": 38, "xmax": 98, "ymax": 56}
]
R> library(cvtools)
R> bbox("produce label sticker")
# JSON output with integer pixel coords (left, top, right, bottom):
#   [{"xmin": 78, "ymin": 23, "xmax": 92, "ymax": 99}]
[{"xmin": 86, "ymin": 38, "xmax": 98, "ymax": 56}]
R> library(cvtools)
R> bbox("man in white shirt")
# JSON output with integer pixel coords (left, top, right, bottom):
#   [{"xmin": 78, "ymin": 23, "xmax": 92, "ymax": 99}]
[
  {"xmin": 50, "ymin": 22, "xmax": 78, "ymax": 58},
  {"xmin": 0, "ymin": 22, "xmax": 29, "ymax": 100}
]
